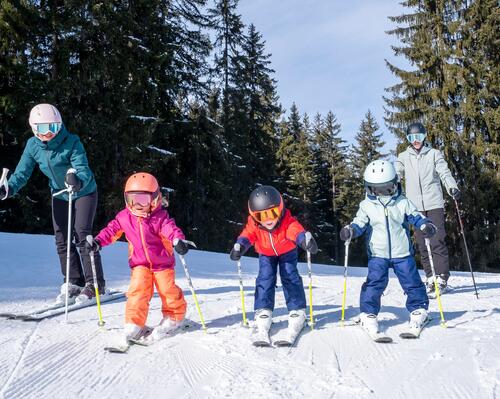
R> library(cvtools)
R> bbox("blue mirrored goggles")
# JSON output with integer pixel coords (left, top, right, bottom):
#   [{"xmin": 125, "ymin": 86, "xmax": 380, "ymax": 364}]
[
  {"xmin": 35, "ymin": 122, "xmax": 62, "ymax": 135},
  {"xmin": 407, "ymin": 133, "xmax": 426, "ymax": 143}
]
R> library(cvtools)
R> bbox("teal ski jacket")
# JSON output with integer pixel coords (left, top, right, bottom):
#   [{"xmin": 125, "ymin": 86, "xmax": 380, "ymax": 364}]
[{"xmin": 7, "ymin": 126, "xmax": 97, "ymax": 201}]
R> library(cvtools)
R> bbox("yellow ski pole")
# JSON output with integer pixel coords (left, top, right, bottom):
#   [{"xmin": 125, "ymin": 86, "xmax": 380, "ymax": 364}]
[
  {"xmin": 306, "ymin": 249, "xmax": 314, "ymax": 330},
  {"xmin": 425, "ymin": 237, "xmax": 447, "ymax": 328},
  {"xmin": 86, "ymin": 235, "xmax": 105, "ymax": 327},
  {"xmin": 236, "ymin": 260, "xmax": 249, "ymax": 327},
  {"xmin": 340, "ymin": 239, "xmax": 350, "ymax": 326},
  {"xmin": 179, "ymin": 254, "xmax": 207, "ymax": 333}
]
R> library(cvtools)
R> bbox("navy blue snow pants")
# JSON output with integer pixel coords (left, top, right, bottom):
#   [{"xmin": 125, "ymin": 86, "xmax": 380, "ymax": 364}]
[
  {"xmin": 254, "ymin": 248, "xmax": 306, "ymax": 311},
  {"xmin": 360, "ymin": 256, "xmax": 428, "ymax": 315}
]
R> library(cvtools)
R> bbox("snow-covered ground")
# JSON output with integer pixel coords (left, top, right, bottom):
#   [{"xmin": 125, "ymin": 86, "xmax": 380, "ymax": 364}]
[{"xmin": 0, "ymin": 232, "xmax": 498, "ymax": 399}]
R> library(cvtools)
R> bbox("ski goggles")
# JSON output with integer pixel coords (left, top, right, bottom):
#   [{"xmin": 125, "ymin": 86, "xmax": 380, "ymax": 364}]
[
  {"xmin": 366, "ymin": 181, "xmax": 398, "ymax": 197},
  {"xmin": 406, "ymin": 133, "xmax": 426, "ymax": 143},
  {"xmin": 251, "ymin": 206, "xmax": 281, "ymax": 223},
  {"xmin": 34, "ymin": 122, "xmax": 62, "ymax": 136},
  {"xmin": 125, "ymin": 192, "xmax": 155, "ymax": 207}
]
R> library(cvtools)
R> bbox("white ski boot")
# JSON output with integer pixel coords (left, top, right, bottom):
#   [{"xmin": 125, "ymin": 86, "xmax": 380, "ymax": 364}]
[
  {"xmin": 400, "ymin": 308, "xmax": 429, "ymax": 339},
  {"xmin": 55, "ymin": 282, "xmax": 83, "ymax": 304},
  {"xmin": 274, "ymin": 309, "xmax": 306, "ymax": 347},
  {"xmin": 359, "ymin": 312, "xmax": 392, "ymax": 343},
  {"xmin": 252, "ymin": 308, "xmax": 272, "ymax": 347},
  {"xmin": 151, "ymin": 317, "xmax": 183, "ymax": 341}
]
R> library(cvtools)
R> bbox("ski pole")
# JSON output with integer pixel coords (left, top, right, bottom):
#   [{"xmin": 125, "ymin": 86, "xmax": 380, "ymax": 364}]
[
  {"xmin": 307, "ymin": 249, "xmax": 314, "ymax": 330},
  {"xmin": 340, "ymin": 239, "xmax": 350, "ymax": 326},
  {"xmin": 236, "ymin": 260, "xmax": 249, "ymax": 327},
  {"xmin": 454, "ymin": 199, "xmax": 479, "ymax": 299},
  {"xmin": 179, "ymin": 254, "xmax": 207, "ymax": 333},
  {"xmin": 86, "ymin": 235, "xmax": 105, "ymax": 327},
  {"xmin": 425, "ymin": 237, "xmax": 447, "ymax": 327}
]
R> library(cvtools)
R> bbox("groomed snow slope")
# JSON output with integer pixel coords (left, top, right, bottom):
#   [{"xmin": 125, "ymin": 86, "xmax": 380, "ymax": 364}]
[{"xmin": 0, "ymin": 232, "xmax": 498, "ymax": 399}]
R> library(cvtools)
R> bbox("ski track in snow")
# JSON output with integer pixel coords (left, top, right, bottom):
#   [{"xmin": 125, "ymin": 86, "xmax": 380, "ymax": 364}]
[{"xmin": 0, "ymin": 233, "xmax": 498, "ymax": 398}]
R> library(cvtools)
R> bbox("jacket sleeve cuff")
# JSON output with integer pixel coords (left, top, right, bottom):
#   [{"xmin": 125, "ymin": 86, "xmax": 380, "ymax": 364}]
[
  {"xmin": 295, "ymin": 232, "xmax": 306, "ymax": 246},
  {"xmin": 351, "ymin": 223, "xmax": 365, "ymax": 238},
  {"xmin": 237, "ymin": 237, "xmax": 252, "ymax": 251}
]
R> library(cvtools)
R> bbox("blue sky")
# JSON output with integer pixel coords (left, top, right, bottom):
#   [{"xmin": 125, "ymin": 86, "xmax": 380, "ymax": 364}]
[{"xmin": 238, "ymin": 0, "xmax": 408, "ymax": 152}]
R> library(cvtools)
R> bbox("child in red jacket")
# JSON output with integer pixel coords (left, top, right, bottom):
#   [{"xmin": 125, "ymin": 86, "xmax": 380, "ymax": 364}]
[{"xmin": 230, "ymin": 185, "xmax": 318, "ymax": 343}]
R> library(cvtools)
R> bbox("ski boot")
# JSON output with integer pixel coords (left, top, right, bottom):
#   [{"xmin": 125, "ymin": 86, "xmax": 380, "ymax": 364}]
[
  {"xmin": 76, "ymin": 283, "xmax": 107, "ymax": 303},
  {"xmin": 274, "ymin": 309, "xmax": 306, "ymax": 347},
  {"xmin": 151, "ymin": 317, "xmax": 184, "ymax": 341},
  {"xmin": 359, "ymin": 312, "xmax": 392, "ymax": 342},
  {"xmin": 252, "ymin": 308, "xmax": 273, "ymax": 347},
  {"xmin": 56, "ymin": 282, "xmax": 83, "ymax": 304},
  {"xmin": 400, "ymin": 308, "xmax": 430, "ymax": 339}
]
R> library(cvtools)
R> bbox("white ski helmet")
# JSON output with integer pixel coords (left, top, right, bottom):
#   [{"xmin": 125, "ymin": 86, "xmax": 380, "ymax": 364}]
[
  {"xmin": 29, "ymin": 103, "xmax": 63, "ymax": 138},
  {"xmin": 363, "ymin": 159, "xmax": 398, "ymax": 197}
]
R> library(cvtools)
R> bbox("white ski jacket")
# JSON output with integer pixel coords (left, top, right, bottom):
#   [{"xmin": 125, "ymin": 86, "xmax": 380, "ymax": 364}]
[
  {"xmin": 395, "ymin": 144, "xmax": 458, "ymax": 211},
  {"xmin": 350, "ymin": 190, "xmax": 430, "ymax": 259}
]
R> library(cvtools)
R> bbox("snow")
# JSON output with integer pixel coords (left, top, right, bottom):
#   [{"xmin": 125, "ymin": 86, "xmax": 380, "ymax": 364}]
[
  {"xmin": 0, "ymin": 232, "xmax": 498, "ymax": 398},
  {"xmin": 147, "ymin": 145, "xmax": 176, "ymax": 156}
]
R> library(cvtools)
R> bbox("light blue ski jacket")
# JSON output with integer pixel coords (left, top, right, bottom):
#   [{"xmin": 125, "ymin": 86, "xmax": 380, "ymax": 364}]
[{"xmin": 350, "ymin": 189, "xmax": 431, "ymax": 259}]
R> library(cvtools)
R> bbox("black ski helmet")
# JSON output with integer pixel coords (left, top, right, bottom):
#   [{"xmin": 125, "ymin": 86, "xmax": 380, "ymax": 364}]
[{"xmin": 248, "ymin": 185, "xmax": 284, "ymax": 221}]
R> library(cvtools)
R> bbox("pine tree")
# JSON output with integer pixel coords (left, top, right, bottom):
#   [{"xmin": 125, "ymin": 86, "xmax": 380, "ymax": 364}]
[{"xmin": 313, "ymin": 111, "xmax": 350, "ymax": 262}]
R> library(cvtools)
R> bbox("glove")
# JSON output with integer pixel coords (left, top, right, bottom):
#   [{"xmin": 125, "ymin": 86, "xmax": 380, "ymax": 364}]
[
  {"xmin": 449, "ymin": 187, "xmax": 461, "ymax": 200},
  {"xmin": 230, "ymin": 243, "xmax": 248, "ymax": 261},
  {"xmin": 299, "ymin": 232, "xmax": 318, "ymax": 255},
  {"xmin": 340, "ymin": 225, "xmax": 354, "ymax": 242},
  {"xmin": 420, "ymin": 223, "xmax": 437, "ymax": 238},
  {"xmin": 85, "ymin": 236, "xmax": 101, "ymax": 252},
  {"xmin": 173, "ymin": 238, "xmax": 189, "ymax": 255},
  {"xmin": 65, "ymin": 169, "xmax": 82, "ymax": 192}
]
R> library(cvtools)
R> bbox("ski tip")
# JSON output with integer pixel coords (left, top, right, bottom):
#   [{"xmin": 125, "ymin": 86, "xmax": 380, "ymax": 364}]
[
  {"xmin": 252, "ymin": 341, "xmax": 272, "ymax": 347},
  {"xmin": 374, "ymin": 336, "xmax": 393, "ymax": 343},
  {"xmin": 273, "ymin": 340, "xmax": 293, "ymax": 347},
  {"xmin": 104, "ymin": 346, "xmax": 129, "ymax": 353},
  {"xmin": 399, "ymin": 333, "xmax": 418, "ymax": 339}
]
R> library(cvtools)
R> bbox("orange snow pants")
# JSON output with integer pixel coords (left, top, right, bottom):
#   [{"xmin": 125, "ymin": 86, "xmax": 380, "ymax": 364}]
[{"xmin": 125, "ymin": 266, "xmax": 187, "ymax": 327}]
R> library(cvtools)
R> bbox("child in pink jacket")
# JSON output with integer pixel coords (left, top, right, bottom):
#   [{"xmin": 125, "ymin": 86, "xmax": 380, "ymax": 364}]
[{"xmin": 86, "ymin": 172, "xmax": 190, "ymax": 341}]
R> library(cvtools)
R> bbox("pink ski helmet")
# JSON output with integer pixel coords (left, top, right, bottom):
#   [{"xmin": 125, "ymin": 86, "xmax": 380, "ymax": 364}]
[{"xmin": 29, "ymin": 104, "xmax": 63, "ymax": 141}]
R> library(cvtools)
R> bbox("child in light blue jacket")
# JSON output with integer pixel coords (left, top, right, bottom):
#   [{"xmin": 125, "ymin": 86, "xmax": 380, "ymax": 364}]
[{"xmin": 340, "ymin": 160, "xmax": 436, "ymax": 336}]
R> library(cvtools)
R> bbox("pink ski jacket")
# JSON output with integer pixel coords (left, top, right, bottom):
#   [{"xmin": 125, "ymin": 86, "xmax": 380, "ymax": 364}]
[{"xmin": 96, "ymin": 207, "xmax": 185, "ymax": 272}]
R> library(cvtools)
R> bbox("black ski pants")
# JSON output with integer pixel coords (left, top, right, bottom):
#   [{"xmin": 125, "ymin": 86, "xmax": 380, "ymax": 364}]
[
  {"xmin": 52, "ymin": 191, "xmax": 105, "ymax": 288},
  {"xmin": 414, "ymin": 208, "xmax": 450, "ymax": 280}
]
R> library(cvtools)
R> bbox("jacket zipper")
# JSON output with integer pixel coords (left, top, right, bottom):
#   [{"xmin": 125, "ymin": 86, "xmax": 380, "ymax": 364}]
[
  {"xmin": 44, "ymin": 147, "xmax": 60, "ymax": 189},
  {"xmin": 416, "ymin": 154, "xmax": 425, "ymax": 210},
  {"xmin": 383, "ymin": 206, "xmax": 392, "ymax": 259},
  {"xmin": 268, "ymin": 232, "xmax": 279, "ymax": 256},
  {"xmin": 138, "ymin": 217, "xmax": 153, "ymax": 268}
]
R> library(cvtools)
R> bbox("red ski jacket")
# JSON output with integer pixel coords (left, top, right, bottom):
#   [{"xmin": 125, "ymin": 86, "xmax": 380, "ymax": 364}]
[{"xmin": 237, "ymin": 209, "xmax": 305, "ymax": 256}]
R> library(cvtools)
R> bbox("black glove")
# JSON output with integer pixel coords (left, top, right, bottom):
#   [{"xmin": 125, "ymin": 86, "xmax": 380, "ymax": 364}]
[
  {"xmin": 449, "ymin": 188, "xmax": 461, "ymax": 200},
  {"xmin": 299, "ymin": 232, "xmax": 318, "ymax": 255},
  {"xmin": 340, "ymin": 225, "xmax": 354, "ymax": 242},
  {"xmin": 420, "ymin": 223, "xmax": 437, "ymax": 238},
  {"xmin": 174, "ymin": 239, "xmax": 189, "ymax": 255},
  {"xmin": 230, "ymin": 243, "xmax": 248, "ymax": 261},
  {"xmin": 65, "ymin": 169, "xmax": 82, "ymax": 192},
  {"xmin": 85, "ymin": 236, "xmax": 101, "ymax": 252}
]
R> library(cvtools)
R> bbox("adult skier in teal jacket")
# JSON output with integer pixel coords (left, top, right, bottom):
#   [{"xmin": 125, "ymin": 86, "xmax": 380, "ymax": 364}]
[{"xmin": 0, "ymin": 104, "xmax": 106, "ymax": 302}]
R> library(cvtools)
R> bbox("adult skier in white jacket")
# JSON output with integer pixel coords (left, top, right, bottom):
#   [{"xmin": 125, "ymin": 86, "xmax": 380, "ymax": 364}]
[{"xmin": 395, "ymin": 123, "xmax": 460, "ymax": 295}]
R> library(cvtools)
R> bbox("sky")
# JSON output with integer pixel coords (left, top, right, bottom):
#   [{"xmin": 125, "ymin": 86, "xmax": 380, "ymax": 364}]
[{"xmin": 238, "ymin": 0, "xmax": 409, "ymax": 152}]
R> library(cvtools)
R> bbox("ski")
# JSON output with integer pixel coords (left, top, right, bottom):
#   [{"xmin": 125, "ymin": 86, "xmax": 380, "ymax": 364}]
[
  {"xmin": 104, "ymin": 322, "xmax": 195, "ymax": 353},
  {"xmin": 104, "ymin": 326, "xmax": 154, "ymax": 353},
  {"xmin": 273, "ymin": 321, "xmax": 307, "ymax": 347},
  {"xmin": 359, "ymin": 325, "xmax": 393, "ymax": 343},
  {"xmin": 0, "ymin": 300, "xmax": 74, "ymax": 319},
  {"xmin": 399, "ymin": 316, "xmax": 431, "ymax": 339},
  {"xmin": 12, "ymin": 290, "xmax": 125, "ymax": 321},
  {"xmin": 252, "ymin": 330, "xmax": 272, "ymax": 347}
]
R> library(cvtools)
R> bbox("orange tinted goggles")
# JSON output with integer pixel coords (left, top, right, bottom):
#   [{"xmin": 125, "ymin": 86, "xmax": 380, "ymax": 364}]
[{"xmin": 252, "ymin": 206, "xmax": 281, "ymax": 222}]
